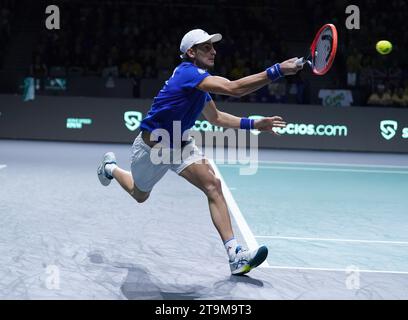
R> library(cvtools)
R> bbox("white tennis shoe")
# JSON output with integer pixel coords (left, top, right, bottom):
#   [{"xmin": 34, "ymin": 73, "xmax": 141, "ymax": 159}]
[
  {"xmin": 97, "ymin": 152, "xmax": 116, "ymax": 186},
  {"xmin": 229, "ymin": 245, "xmax": 268, "ymax": 275}
]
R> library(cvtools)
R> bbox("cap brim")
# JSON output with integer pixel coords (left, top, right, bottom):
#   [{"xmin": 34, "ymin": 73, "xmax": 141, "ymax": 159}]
[
  {"xmin": 209, "ymin": 33, "xmax": 222, "ymax": 43},
  {"xmin": 196, "ymin": 33, "xmax": 222, "ymax": 45}
]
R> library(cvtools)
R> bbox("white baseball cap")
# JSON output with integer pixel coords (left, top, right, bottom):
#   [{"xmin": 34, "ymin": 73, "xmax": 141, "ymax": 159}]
[{"xmin": 179, "ymin": 29, "xmax": 222, "ymax": 58}]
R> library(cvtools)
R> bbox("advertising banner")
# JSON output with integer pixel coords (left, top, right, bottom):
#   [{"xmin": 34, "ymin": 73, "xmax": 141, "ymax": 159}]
[{"xmin": 0, "ymin": 94, "xmax": 407, "ymax": 153}]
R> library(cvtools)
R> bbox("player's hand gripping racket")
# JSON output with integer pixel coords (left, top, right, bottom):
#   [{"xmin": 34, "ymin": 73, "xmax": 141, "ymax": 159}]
[{"xmin": 295, "ymin": 24, "xmax": 338, "ymax": 75}]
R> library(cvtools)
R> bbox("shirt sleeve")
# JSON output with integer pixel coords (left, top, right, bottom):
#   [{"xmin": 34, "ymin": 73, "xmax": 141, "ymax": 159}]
[
  {"xmin": 205, "ymin": 93, "xmax": 212, "ymax": 102},
  {"xmin": 179, "ymin": 64, "xmax": 210, "ymax": 89}
]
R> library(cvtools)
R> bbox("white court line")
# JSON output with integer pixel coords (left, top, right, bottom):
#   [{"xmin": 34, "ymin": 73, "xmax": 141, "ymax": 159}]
[
  {"xmin": 255, "ymin": 160, "xmax": 408, "ymax": 169},
  {"xmin": 0, "ymin": 164, "xmax": 7, "ymax": 170},
  {"xmin": 255, "ymin": 236, "xmax": 408, "ymax": 246},
  {"xmin": 219, "ymin": 164, "xmax": 408, "ymax": 174},
  {"xmin": 209, "ymin": 159, "xmax": 269, "ymax": 267},
  {"xmin": 213, "ymin": 159, "xmax": 408, "ymax": 169},
  {"xmin": 256, "ymin": 165, "xmax": 408, "ymax": 174},
  {"xmin": 264, "ymin": 265, "xmax": 408, "ymax": 275}
]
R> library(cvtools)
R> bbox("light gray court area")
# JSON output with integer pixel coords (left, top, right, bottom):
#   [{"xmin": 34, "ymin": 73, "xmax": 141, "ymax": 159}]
[{"xmin": 0, "ymin": 139, "xmax": 407, "ymax": 299}]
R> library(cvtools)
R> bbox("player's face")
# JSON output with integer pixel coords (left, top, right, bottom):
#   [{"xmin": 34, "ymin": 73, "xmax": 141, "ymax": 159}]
[{"xmin": 194, "ymin": 41, "xmax": 216, "ymax": 69}]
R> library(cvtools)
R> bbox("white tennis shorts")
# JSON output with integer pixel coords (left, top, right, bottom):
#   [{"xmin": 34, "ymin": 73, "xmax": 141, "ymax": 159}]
[{"xmin": 130, "ymin": 132, "xmax": 206, "ymax": 192}]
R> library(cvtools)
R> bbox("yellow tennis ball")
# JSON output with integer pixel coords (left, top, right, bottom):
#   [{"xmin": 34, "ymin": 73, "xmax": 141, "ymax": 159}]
[{"xmin": 376, "ymin": 40, "xmax": 393, "ymax": 55}]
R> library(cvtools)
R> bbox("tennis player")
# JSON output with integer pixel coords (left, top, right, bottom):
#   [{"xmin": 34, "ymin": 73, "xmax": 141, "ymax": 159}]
[{"xmin": 98, "ymin": 29, "xmax": 302, "ymax": 275}]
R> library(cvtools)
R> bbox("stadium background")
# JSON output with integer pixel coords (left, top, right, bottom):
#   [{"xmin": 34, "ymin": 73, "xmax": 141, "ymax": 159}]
[{"xmin": 0, "ymin": 0, "xmax": 407, "ymax": 152}]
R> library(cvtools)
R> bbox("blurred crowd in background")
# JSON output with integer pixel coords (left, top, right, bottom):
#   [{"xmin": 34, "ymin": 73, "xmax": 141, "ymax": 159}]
[
  {"xmin": 309, "ymin": 0, "xmax": 408, "ymax": 107},
  {"xmin": 1, "ymin": 0, "xmax": 408, "ymax": 107},
  {"xmin": 0, "ymin": 0, "xmax": 15, "ymax": 69},
  {"xmin": 28, "ymin": 1, "xmax": 291, "ymax": 103}
]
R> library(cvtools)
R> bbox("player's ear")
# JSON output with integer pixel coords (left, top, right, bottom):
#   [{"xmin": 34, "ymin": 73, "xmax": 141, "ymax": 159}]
[{"xmin": 186, "ymin": 47, "xmax": 196, "ymax": 59}]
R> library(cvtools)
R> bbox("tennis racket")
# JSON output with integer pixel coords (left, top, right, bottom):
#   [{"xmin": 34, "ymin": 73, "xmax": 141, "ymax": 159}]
[{"xmin": 295, "ymin": 24, "xmax": 338, "ymax": 75}]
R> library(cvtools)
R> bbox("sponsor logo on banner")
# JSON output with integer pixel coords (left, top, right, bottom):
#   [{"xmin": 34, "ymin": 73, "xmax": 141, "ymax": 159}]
[
  {"xmin": 124, "ymin": 111, "xmax": 143, "ymax": 131},
  {"xmin": 380, "ymin": 120, "xmax": 408, "ymax": 140},
  {"xmin": 192, "ymin": 120, "xmax": 224, "ymax": 132},
  {"xmin": 66, "ymin": 118, "xmax": 92, "ymax": 129},
  {"xmin": 403, "ymin": 128, "xmax": 408, "ymax": 139},
  {"xmin": 380, "ymin": 120, "xmax": 398, "ymax": 140},
  {"xmin": 277, "ymin": 123, "xmax": 348, "ymax": 136},
  {"xmin": 248, "ymin": 115, "xmax": 348, "ymax": 137}
]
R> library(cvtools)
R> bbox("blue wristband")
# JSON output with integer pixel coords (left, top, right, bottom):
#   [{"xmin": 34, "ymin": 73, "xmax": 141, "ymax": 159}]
[
  {"xmin": 240, "ymin": 118, "xmax": 255, "ymax": 130},
  {"xmin": 266, "ymin": 63, "xmax": 284, "ymax": 82}
]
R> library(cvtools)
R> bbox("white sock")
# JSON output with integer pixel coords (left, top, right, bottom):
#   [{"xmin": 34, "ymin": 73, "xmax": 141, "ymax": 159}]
[
  {"xmin": 224, "ymin": 237, "xmax": 238, "ymax": 261},
  {"xmin": 105, "ymin": 163, "xmax": 117, "ymax": 177}
]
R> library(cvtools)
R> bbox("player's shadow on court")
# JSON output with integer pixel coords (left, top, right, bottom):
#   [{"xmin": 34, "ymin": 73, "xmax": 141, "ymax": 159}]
[
  {"xmin": 212, "ymin": 275, "xmax": 264, "ymax": 292},
  {"xmin": 88, "ymin": 252, "xmax": 265, "ymax": 300},
  {"xmin": 229, "ymin": 275, "xmax": 264, "ymax": 287},
  {"xmin": 88, "ymin": 252, "xmax": 203, "ymax": 300},
  {"xmin": 118, "ymin": 266, "xmax": 265, "ymax": 300},
  {"xmin": 119, "ymin": 265, "xmax": 203, "ymax": 300}
]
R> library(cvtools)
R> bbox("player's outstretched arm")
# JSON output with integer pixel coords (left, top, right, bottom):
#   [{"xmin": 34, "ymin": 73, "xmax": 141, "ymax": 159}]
[
  {"xmin": 197, "ymin": 58, "xmax": 302, "ymax": 98},
  {"xmin": 203, "ymin": 100, "xmax": 286, "ymax": 135}
]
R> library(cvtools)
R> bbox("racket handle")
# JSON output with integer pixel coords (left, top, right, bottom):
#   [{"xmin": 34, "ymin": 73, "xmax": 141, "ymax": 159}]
[
  {"xmin": 295, "ymin": 57, "xmax": 305, "ymax": 66},
  {"xmin": 295, "ymin": 57, "xmax": 312, "ymax": 67}
]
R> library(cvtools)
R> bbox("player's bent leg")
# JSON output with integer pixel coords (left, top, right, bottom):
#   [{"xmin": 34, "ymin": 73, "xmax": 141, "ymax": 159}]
[
  {"xmin": 178, "ymin": 161, "xmax": 234, "ymax": 243},
  {"xmin": 179, "ymin": 160, "xmax": 268, "ymax": 276},
  {"xmin": 97, "ymin": 152, "xmax": 150, "ymax": 203},
  {"xmin": 112, "ymin": 167, "xmax": 150, "ymax": 203},
  {"xmin": 130, "ymin": 185, "xmax": 150, "ymax": 203}
]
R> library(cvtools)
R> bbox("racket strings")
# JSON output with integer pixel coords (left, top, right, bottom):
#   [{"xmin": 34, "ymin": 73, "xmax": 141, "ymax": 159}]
[{"xmin": 314, "ymin": 27, "xmax": 334, "ymax": 72}]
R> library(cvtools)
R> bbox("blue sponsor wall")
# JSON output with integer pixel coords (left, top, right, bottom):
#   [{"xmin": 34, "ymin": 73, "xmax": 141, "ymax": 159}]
[{"xmin": 0, "ymin": 94, "xmax": 407, "ymax": 153}]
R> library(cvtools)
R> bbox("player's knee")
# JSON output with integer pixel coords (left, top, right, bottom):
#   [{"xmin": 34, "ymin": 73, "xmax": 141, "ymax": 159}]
[
  {"xmin": 132, "ymin": 195, "xmax": 149, "ymax": 203},
  {"xmin": 204, "ymin": 177, "xmax": 222, "ymax": 199},
  {"xmin": 134, "ymin": 194, "xmax": 149, "ymax": 203},
  {"xmin": 130, "ymin": 188, "xmax": 150, "ymax": 203}
]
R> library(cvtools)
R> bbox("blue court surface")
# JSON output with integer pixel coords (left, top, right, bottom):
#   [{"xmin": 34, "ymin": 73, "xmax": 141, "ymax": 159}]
[
  {"xmin": 216, "ymin": 161, "xmax": 408, "ymax": 274},
  {"xmin": 1, "ymin": 140, "xmax": 408, "ymax": 299}
]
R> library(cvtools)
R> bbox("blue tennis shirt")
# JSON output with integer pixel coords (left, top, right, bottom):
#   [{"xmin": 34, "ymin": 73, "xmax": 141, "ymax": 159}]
[{"xmin": 140, "ymin": 62, "xmax": 212, "ymax": 146}]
